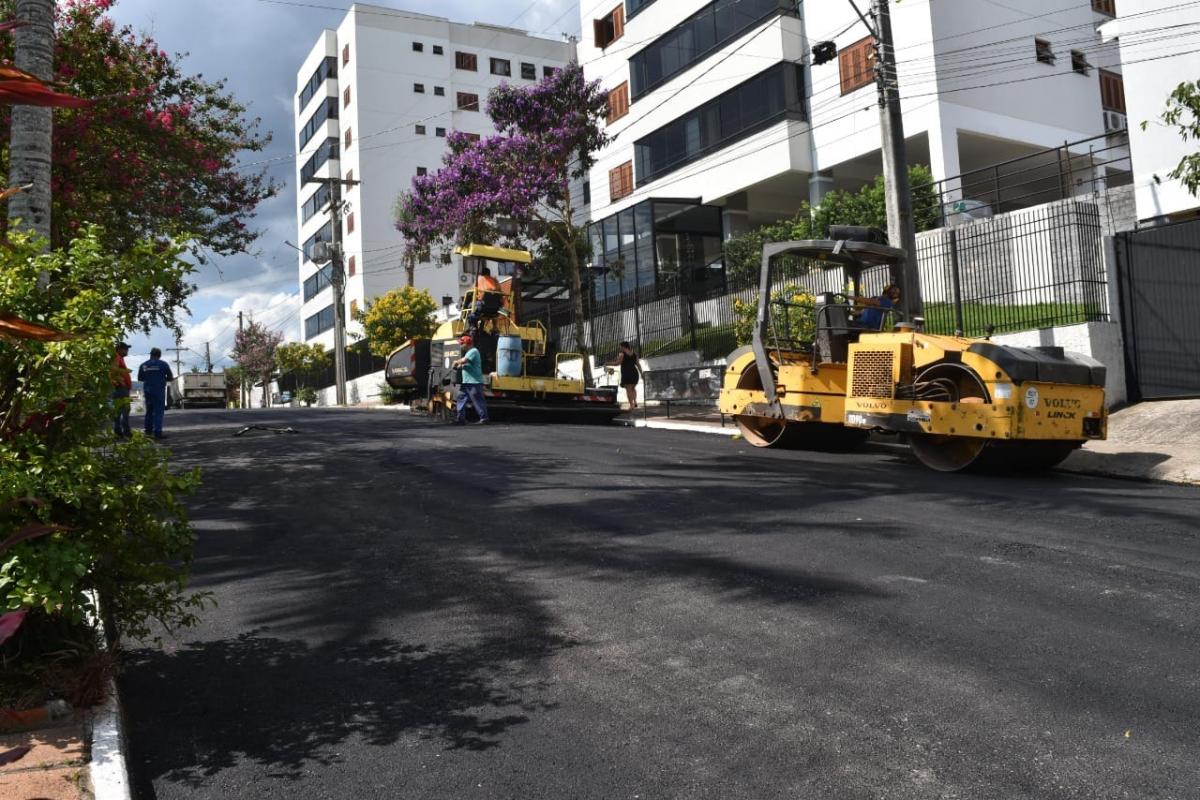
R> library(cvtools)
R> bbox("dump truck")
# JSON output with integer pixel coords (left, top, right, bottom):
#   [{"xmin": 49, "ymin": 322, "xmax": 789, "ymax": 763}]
[
  {"xmin": 385, "ymin": 244, "xmax": 621, "ymax": 423},
  {"xmin": 169, "ymin": 372, "xmax": 227, "ymax": 410},
  {"xmin": 718, "ymin": 228, "xmax": 1107, "ymax": 472}
]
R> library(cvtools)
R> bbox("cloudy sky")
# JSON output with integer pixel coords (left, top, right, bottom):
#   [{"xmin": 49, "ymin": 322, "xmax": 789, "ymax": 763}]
[{"xmin": 109, "ymin": 0, "xmax": 579, "ymax": 370}]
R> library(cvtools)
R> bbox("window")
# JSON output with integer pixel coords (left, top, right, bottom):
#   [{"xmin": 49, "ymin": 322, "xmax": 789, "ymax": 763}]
[
  {"xmin": 345, "ymin": 169, "xmax": 353, "ymax": 183},
  {"xmin": 1071, "ymin": 50, "xmax": 1090, "ymax": 75},
  {"xmin": 455, "ymin": 51, "xmax": 477, "ymax": 71},
  {"xmin": 626, "ymin": 0, "xmax": 658, "ymax": 18},
  {"xmin": 412, "ymin": 41, "xmax": 424, "ymax": 52},
  {"xmin": 1100, "ymin": 69, "xmax": 1126, "ymax": 113},
  {"xmin": 435, "ymin": 127, "xmax": 446, "ymax": 137},
  {"xmin": 457, "ymin": 92, "xmax": 480, "ymax": 111},
  {"xmin": 342, "ymin": 44, "xmax": 349, "ymax": 66},
  {"xmin": 298, "ymin": 97, "xmax": 339, "ymax": 150},
  {"xmin": 305, "ymin": 305, "xmax": 335, "ymax": 340},
  {"xmin": 490, "ymin": 57, "xmax": 512, "ymax": 77},
  {"xmin": 839, "ymin": 36, "xmax": 876, "ymax": 95},
  {"xmin": 300, "ymin": 138, "xmax": 339, "ymax": 184},
  {"xmin": 344, "ymin": 127, "xmax": 352, "ymax": 148},
  {"xmin": 609, "ymin": 161, "xmax": 633, "ymax": 201},
  {"xmin": 346, "ymin": 212, "xmax": 354, "ymax": 234},
  {"xmin": 544, "ymin": 66, "xmax": 557, "ymax": 78},
  {"xmin": 414, "ymin": 83, "xmax": 425, "ymax": 93},
  {"xmin": 521, "ymin": 62, "xmax": 536, "ymax": 80},
  {"xmin": 607, "ymin": 82, "xmax": 630, "ymax": 123},
  {"xmin": 463, "ymin": 132, "xmax": 481, "ymax": 142},
  {"xmin": 1092, "ymin": 0, "xmax": 1116, "ymax": 15},
  {"xmin": 630, "ymin": 0, "xmax": 792, "ymax": 100},
  {"xmin": 303, "ymin": 266, "xmax": 332, "ymax": 302},
  {"xmin": 433, "ymin": 44, "xmax": 443, "ymax": 55},
  {"xmin": 582, "ymin": 180, "xmax": 591, "ymax": 205},
  {"xmin": 301, "ymin": 182, "xmax": 332, "ymax": 223},
  {"xmin": 1036, "ymin": 38, "xmax": 1055, "ymax": 65},
  {"xmin": 635, "ymin": 62, "xmax": 805, "ymax": 185},
  {"xmin": 302, "ymin": 221, "xmax": 333, "ymax": 262},
  {"xmin": 594, "ymin": 5, "xmax": 625, "ymax": 49},
  {"xmin": 343, "ymin": 86, "xmax": 351, "ymax": 107},
  {"xmin": 298, "ymin": 56, "xmax": 337, "ymax": 111},
  {"xmin": 348, "ymin": 255, "xmax": 356, "ymax": 276},
  {"xmin": 417, "ymin": 166, "xmax": 427, "ymax": 176},
  {"xmin": 415, "ymin": 124, "xmax": 426, "ymax": 134},
  {"xmin": 434, "ymin": 85, "xmax": 445, "ymax": 96}
]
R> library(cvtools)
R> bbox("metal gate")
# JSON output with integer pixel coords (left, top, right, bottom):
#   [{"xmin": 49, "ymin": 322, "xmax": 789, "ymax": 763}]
[{"xmin": 1116, "ymin": 218, "xmax": 1200, "ymax": 400}]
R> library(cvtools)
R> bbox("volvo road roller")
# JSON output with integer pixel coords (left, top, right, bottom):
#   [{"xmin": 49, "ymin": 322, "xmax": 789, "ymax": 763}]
[
  {"xmin": 385, "ymin": 244, "xmax": 621, "ymax": 423},
  {"xmin": 718, "ymin": 229, "xmax": 1107, "ymax": 472}
]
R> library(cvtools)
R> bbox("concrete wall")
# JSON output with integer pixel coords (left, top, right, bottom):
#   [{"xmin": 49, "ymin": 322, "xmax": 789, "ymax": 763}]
[{"xmin": 993, "ymin": 322, "xmax": 1127, "ymax": 408}]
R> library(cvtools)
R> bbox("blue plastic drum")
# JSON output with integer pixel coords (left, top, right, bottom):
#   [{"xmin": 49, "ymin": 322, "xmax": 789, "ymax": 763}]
[{"xmin": 497, "ymin": 335, "xmax": 524, "ymax": 377}]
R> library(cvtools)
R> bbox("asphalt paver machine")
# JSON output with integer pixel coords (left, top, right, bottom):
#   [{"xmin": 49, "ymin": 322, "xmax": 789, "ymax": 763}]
[
  {"xmin": 385, "ymin": 244, "xmax": 620, "ymax": 423},
  {"xmin": 718, "ymin": 228, "xmax": 1108, "ymax": 472}
]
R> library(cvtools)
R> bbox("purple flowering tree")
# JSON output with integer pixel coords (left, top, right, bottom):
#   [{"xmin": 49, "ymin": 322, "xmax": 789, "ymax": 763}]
[
  {"xmin": 231, "ymin": 319, "xmax": 283, "ymax": 408},
  {"xmin": 396, "ymin": 63, "xmax": 609, "ymax": 384}
]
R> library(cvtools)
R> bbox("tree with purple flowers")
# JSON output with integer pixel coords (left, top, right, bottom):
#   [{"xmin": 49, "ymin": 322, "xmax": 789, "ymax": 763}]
[
  {"xmin": 231, "ymin": 320, "xmax": 283, "ymax": 408},
  {"xmin": 396, "ymin": 63, "xmax": 609, "ymax": 384}
]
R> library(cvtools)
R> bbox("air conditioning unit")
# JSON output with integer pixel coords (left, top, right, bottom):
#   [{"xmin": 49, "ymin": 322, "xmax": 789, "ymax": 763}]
[
  {"xmin": 1104, "ymin": 110, "xmax": 1127, "ymax": 133},
  {"xmin": 458, "ymin": 272, "xmax": 473, "ymax": 286}
]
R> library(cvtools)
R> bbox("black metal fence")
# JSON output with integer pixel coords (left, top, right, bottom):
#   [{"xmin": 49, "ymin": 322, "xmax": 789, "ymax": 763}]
[{"xmin": 545, "ymin": 197, "xmax": 1109, "ymax": 361}]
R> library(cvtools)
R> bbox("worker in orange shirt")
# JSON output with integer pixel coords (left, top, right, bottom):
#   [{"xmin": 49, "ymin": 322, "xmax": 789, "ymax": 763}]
[
  {"xmin": 112, "ymin": 341, "xmax": 133, "ymax": 438},
  {"xmin": 468, "ymin": 266, "xmax": 503, "ymax": 330}
]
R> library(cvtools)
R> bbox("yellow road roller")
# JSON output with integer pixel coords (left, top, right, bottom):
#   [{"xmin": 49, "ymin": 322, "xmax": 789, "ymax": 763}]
[{"xmin": 718, "ymin": 230, "xmax": 1107, "ymax": 472}]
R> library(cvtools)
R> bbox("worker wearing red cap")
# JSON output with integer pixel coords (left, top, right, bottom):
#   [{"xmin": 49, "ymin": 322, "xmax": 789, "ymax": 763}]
[{"xmin": 451, "ymin": 333, "xmax": 489, "ymax": 424}]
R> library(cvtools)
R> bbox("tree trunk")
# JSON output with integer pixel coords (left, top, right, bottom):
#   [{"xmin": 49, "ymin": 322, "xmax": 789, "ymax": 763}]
[
  {"xmin": 404, "ymin": 253, "xmax": 415, "ymax": 287},
  {"xmin": 564, "ymin": 228, "xmax": 594, "ymax": 387},
  {"xmin": 7, "ymin": 0, "xmax": 54, "ymax": 242}
]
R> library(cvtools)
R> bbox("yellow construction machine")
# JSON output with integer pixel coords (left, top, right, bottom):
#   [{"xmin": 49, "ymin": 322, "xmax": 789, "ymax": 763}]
[
  {"xmin": 719, "ymin": 228, "xmax": 1107, "ymax": 472},
  {"xmin": 385, "ymin": 244, "xmax": 621, "ymax": 422}
]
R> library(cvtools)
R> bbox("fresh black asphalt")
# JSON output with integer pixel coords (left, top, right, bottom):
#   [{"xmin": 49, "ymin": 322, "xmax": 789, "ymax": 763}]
[{"xmin": 120, "ymin": 408, "xmax": 1200, "ymax": 799}]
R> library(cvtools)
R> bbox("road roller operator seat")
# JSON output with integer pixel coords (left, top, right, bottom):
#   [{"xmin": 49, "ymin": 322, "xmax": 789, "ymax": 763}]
[{"xmin": 815, "ymin": 293, "xmax": 855, "ymax": 364}]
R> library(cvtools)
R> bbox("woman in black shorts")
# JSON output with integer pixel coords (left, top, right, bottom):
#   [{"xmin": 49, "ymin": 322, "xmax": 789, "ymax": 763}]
[{"xmin": 609, "ymin": 341, "xmax": 641, "ymax": 410}]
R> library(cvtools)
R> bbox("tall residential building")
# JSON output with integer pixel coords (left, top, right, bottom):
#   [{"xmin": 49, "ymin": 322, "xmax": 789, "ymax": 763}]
[
  {"xmin": 579, "ymin": 0, "xmax": 1129, "ymax": 301},
  {"xmin": 294, "ymin": 5, "xmax": 572, "ymax": 347}
]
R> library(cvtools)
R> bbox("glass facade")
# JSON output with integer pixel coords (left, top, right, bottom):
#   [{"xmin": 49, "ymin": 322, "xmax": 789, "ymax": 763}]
[
  {"xmin": 300, "ymin": 138, "xmax": 339, "ymax": 184},
  {"xmin": 588, "ymin": 200, "xmax": 725, "ymax": 304},
  {"xmin": 298, "ymin": 56, "xmax": 337, "ymax": 112},
  {"xmin": 630, "ymin": 0, "xmax": 793, "ymax": 100},
  {"xmin": 304, "ymin": 305, "xmax": 335, "ymax": 340},
  {"xmin": 635, "ymin": 62, "xmax": 804, "ymax": 185},
  {"xmin": 302, "ymin": 221, "xmax": 332, "ymax": 264},
  {"xmin": 300, "ymin": 182, "xmax": 332, "ymax": 224},
  {"xmin": 302, "ymin": 265, "xmax": 332, "ymax": 302},
  {"xmin": 299, "ymin": 97, "xmax": 339, "ymax": 150},
  {"xmin": 625, "ymin": 0, "xmax": 658, "ymax": 19}
]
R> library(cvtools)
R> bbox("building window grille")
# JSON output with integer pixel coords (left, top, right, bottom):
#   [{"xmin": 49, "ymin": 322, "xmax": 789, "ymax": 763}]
[
  {"xmin": 433, "ymin": 44, "xmax": 444, "ymax": 55},
  {"xmin": 417, "ymin": 167, "xmax": 428, "ymax": 176},
  {"xmin": 609, "ymin": 161, "xmax": 633, "ymax": 201},
  {"xmin": 435, "ymin": 127, "xmax": 446, "ymax": 137},
  {"xmin": 544, "ymin": 66, "xmax": 557, "ymax": 78},
  {"xmin": 434, "ymin": 85, "xmax": 445, "ymax": 96},
  {"xmin": 521, "ymin": 62, "xmax": 536, "ymax": 80},
  {"xmin": 416, "ymin": 124, "xmax": 426, "ymax": 134},
  {"xmin": 412, "ymin": 41, "xmax": 423, "ymax": 52},
  {"xmin": 1100, "ymin": 69, "xmax": 1126, "ymax": 113},
  {"xmin": 1036, "ymin": 38, "xmax": 1056, "ymax": 65},
  {"xmin": 1071, "ymin": 50, "xmax": 1091, "ymax": 75},
  {"xmin": 839, "ymin": 36, "xmax": 876, "ymax": 95},
  {"xmin": 1092, "ymin": 0, "xmax": 1116, "ymax": 16},
  {"xmin": 414, "ymin": 83, "xmax": 425, "ymax": 93},
  {"xmin": 456, "ymin": 51, "xmax": 478, "ymax": 71},
  {"xmin": 490, "ymin": 58, "xmax": 512, "ymax": 77},
  {"xmin": 607, "ymin": 82, "xmax": 630, "ymax": 123},
  {"xmin": 594, "ymin": 5, "xmax": 625, "ymax": 49},
  {"xmin": 457, "ymin": 92, "xmax": 480, "ymax": 111}
]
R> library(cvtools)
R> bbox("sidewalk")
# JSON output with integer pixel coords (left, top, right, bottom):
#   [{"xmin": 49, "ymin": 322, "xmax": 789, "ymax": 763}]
[
  {"xmin": 619, "ymin": 400, "xmax": 1200, "ymax": 486},
  {"xmin": 0, "ymin": 722, "xmax": 89, "ymax": 800}
]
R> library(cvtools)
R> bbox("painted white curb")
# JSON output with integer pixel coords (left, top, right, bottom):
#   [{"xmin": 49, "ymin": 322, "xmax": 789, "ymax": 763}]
[
  {"xmin": 632, "ymin": 418, "xmax": 739, "ymax": 437},
  {"xmin": 89, "ymin": 687, "xmax": 131, "ymax": 800}
]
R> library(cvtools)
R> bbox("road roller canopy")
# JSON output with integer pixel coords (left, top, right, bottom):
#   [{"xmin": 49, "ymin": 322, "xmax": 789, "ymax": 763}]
[
  {"xmin": 454, "ymin": 244, "xmax": 533, "ymax": 264},
  {"xmin": 762, "ymin": 239, "xmax": 907, "ymax": 278}
]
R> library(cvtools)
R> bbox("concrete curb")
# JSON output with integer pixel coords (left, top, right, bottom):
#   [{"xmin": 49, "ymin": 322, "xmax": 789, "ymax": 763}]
[
  {"xmin": 88, "ymin": 687, "xmax": 131, "ymax": 800},
  {"xmin": 617, "ymin": 417, "xmax": 739, "ymax": 437}
]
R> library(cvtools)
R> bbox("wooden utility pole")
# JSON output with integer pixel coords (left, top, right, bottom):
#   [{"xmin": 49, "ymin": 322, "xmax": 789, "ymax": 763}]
[
  {"xmin": 238, "ymin": 311, "xmax": 246, "ymax": 409},
  {"xmin": 7, "ymin": 0, "xmax": 55, "ymax": 242},
  {"xmin": 306, "ymin": 175, "xmax": 359, "ymax": 406}
]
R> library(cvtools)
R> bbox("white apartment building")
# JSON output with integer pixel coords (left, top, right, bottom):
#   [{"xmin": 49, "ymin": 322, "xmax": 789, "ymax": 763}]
[
  {"xmin": 579, "ymin": 0, "xmax": 1131, "ymax": 297},
  {"xmin": 1101, "ymin": 0, "xmax": 1200, "ymax": 224},
  {"xmin": 294, "ymin": 5, "xmax": 572, "ymax": 347}
]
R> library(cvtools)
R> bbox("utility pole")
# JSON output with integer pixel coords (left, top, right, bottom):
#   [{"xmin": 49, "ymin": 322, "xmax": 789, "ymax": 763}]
[
  {"xmin": 167, "ymin": 336, "xmax": 185, "ymax": 376},
  {"xmin": 238, "ymin": 311, "xmax": 246, "ymax": 409},
  {"xmin": 307, "ymin": 175, "xmax": 360, "ymax": 406},
  {"xmin": 8, "ymin": 0, "xmax": 54, "ymax": 245},
  {"xmin": 870, "ymin": 0, "xmax": 923, "ymax": 317},
  {"xmin": 204, "ymin": 341, "xmax": 213, "ymax": 373}
]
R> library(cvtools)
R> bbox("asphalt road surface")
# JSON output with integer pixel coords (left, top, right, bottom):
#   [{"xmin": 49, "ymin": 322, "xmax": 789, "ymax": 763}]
[{"xmin": 120, "ymin": 408, "xmax": 1200, "ymax": 800}]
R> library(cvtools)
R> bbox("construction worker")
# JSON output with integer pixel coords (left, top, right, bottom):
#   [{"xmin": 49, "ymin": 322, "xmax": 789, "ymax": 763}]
[
  {"xmin": 451, "ymin": 334, "xmax": 489, "ymax": 424},
  {"xmin": 467, "ymin": 266, "xmax": 503, "ymax": 330},
  {"xmin": 112, "ymin": 342, "xmax": 133, "ymax": 438},
  {"xmin": 138, "ymin": 347, "xmax": 174, "ymax": 439},
  {"xmin": 854, "ymin": 284, "xmax": 901, "ymax": 330}
]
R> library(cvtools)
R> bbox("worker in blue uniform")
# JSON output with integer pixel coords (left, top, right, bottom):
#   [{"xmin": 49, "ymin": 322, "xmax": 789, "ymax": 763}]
[{"xmin": 138, "ymin": 347, "xmax": 174, "ymax": 439}]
